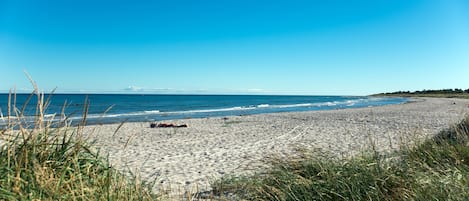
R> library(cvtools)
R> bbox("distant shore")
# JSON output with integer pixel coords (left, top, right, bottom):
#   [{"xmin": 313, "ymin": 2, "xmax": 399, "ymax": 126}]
[
  {"xmin": 83, "ymin": 97, "xmax": 469, "ymax": 194},
  {"xmin": 372, "ymin": 89, "xmax": 469, "ymax": 99}
]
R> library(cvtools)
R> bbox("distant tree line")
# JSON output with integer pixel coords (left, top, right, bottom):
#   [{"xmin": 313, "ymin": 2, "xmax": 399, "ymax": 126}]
[{"xmin": 383, "ymin": 88, "xmax": 469, "ymax": 95}]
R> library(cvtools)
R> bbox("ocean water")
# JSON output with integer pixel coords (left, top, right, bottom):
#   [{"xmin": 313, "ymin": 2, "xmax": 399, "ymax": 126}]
[{"xmin": 0, "ymin": 94, "xmax": 407, "ymax": 125}]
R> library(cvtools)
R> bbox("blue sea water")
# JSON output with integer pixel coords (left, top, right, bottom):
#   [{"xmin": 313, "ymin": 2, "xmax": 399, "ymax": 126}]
[{"xmin": 0, "ymin": 94, "xmax": 407, "ymax": 125}]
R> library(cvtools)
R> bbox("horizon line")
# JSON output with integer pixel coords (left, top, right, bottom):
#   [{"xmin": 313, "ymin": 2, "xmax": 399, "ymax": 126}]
[{"xmin": 0, "ymin": 92, "xmax": 368, "ymax": 97}]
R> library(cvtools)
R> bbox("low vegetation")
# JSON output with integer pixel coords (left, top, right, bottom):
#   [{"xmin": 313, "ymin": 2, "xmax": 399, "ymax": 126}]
[
  {"xmin": 214, "ymin": 115, "xmax": 469, "ymax": 200},
  {"xmin": 0, "ymin": 88, "xmax": 158, "ymax": 200},
  {"xmin": 375, "ymin": 88, "xmax": 469, "ymax": 98}
]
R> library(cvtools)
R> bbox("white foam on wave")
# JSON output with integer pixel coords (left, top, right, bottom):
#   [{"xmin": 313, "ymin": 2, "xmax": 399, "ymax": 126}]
[
  {"xmin": 81, "ymin": 106, "xmax": 256, "ymax": 119},
  {"xmin": 163, "ymin": 106, "xmax": 256, "ymax": 114},
  {"xmin": 336, "ymin": 98, "xmax": 386, "ymax": 107},
  {"xmin": 318, "ymin": 102, "xmax": 337, "ymax": 107},
  {"xmin": 83, "ymin": 112, "xmax": 151, "ymax": 119},
  {"xmin": 44, "ymin": 114, "xmax": 56, "ymax": 118},
  {"xmin": 345, "ymin": 100, "xmax": 356, "ymax": 106},
  {"xmin": 268, "ymin": 102, "xmax": 339, "ymax": 108},
  {"xmin": 270, "ymin": 103, "xmax": 314, "ymax": 108},
  {"xmin": 144, "ymin": 110, "xmax": 160, "ymax": 114}
]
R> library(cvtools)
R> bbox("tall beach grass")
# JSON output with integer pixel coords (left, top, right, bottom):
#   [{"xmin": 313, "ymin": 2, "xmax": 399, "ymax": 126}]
[
  {"xmin": 0, "ymin": 85, "xmax": 158, "ymax": 200},
  {"xmin": 213, "ymin": 116, "xmax": 469, "ymax": 200}
]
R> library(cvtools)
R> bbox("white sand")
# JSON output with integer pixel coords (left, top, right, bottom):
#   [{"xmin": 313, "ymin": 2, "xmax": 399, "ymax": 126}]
[{"xmin": 82, "ymin": 97, "xmax": 469, "ymax": 194}]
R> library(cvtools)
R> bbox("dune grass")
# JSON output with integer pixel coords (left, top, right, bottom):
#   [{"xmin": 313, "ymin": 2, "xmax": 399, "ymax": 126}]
[
  {"xmin": 213, "ymin": 116, "xmax": 469, "ymax": 200},
  {"xmin": 0, "ymin": 88, "xmax": 158, "ymax": 200}
]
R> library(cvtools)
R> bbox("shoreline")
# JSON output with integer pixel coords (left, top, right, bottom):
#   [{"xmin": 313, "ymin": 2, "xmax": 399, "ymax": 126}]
[
  {"xmin": 82, "ymin": 97, "xmax": 469, "ymax": 194},
  {"xmin": 0, "ymin": 95, "xmax": 408, "ymax": 128}
]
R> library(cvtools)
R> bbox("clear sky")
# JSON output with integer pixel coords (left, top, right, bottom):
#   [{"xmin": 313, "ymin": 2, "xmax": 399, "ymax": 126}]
[{"xmin": 1, "ymin": 0, "xmax": 468, "ymax": 95}]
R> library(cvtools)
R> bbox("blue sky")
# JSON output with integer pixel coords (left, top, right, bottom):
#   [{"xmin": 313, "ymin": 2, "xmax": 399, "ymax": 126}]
[{"xmin": 1, "ymin": 0, "xmax": 468, "ymax": 95}]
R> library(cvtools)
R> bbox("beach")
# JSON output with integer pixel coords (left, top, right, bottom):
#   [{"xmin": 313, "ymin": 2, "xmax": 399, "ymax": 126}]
[{"xmin": 83, "ymin": 97, "xmax": 469, "ymax": 194}]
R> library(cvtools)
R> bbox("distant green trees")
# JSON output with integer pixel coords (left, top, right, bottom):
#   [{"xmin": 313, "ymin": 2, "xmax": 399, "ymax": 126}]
[{"xmin": 383, "ymin": 88, "xmax": 469, "ymax": 95}]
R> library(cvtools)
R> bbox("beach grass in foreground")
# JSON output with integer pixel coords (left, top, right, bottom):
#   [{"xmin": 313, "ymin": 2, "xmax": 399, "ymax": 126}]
[
  {"xmin": 212, "ymin": 116, "xmax": 469, "ymax": 200},
  {"xmin": 0, "ymin": 89, "xmax": 158, "ymax": 200}
]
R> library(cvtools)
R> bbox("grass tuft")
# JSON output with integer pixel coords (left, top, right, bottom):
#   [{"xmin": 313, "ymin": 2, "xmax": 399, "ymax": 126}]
[
  {"xmin": 214, "ymin": 116, "xmax": 469, "ymax": 200},
  {"xmin": 0, "ymin": 85, "xmax": 158, "ymax": 200}
]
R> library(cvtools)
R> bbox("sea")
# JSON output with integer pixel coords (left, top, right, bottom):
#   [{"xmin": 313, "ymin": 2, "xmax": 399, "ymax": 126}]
[{"xmin": 0, "ymin": 94, "xmax": 407, "ymax": 126}]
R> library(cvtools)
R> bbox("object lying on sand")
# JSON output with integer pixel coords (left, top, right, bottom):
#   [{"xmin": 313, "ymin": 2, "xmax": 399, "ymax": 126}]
[{"xmin": 150, "ymin": 123, "xmax": 188, "ymax": 128}]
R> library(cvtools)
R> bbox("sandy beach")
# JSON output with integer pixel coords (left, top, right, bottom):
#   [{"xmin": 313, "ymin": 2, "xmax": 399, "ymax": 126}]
[{"xmin": 83, "ymin": 97, "xmax": 469, "ymax": 194}]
